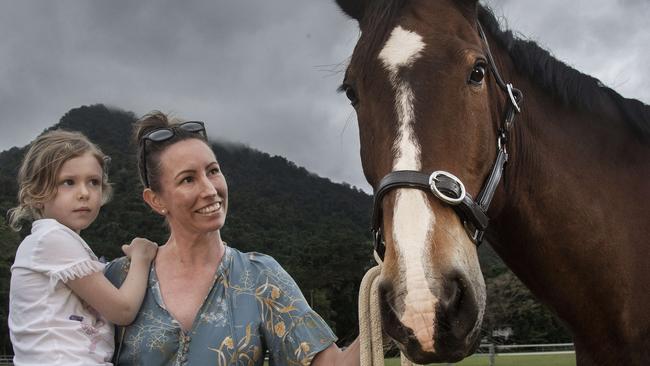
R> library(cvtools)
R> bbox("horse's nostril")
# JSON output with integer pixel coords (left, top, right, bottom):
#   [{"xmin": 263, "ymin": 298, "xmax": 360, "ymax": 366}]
[
  {"xmin": 447, "ymin": 277, "xmax": 464, "ymax": 312},
  {"xmin": 377, "ymin": 281, "xmax": 412, "ymax": 343},
  {"xmin": 439, "ymin": 273, "xmax": 477, "ymax": 339}
]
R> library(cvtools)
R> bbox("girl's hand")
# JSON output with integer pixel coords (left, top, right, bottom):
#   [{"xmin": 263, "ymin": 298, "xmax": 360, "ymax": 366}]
[
  {"xmin": 69, "ymin": 238, "xmax": 159, "ymax": 325},
  {"xmin": 122, "ymin": 238, "xmax": 158, "ymax": 263}
]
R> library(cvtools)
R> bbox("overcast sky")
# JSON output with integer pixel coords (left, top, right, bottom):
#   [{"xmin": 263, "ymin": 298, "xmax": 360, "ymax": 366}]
[{"xmin": 1, "ymin": 0, "xmax": 648, "ymax": 192}]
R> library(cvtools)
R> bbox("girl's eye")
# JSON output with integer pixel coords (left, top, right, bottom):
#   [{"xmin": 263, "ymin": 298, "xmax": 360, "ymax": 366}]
[
  {"xmin": 62, "ymin": 179, "xmax": 74, "ymax": 186},
  {"xmin": 209, "ymin": 167, "xmax": 221, "ymax": 175},
  {"xmin": 181, "ymin": 176, "xmax": 194, "ymax": 184},
  {"xmin": 90, "ymin": 179, "xmax": 101, "ymax": 186},
  {"xmin": 469, "ymin": 63, "xmax": 487, "ymax": 85}
]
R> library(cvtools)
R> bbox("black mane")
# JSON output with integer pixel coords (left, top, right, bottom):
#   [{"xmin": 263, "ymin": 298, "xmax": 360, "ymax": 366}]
[{"xmin": 477, "ymin": 6, "xmax": 650, "ymax": 140}]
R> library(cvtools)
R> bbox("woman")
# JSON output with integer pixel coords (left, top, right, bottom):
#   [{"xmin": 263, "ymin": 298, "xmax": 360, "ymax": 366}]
[{"xmin": 105, "ymin": 112, "xmax": 360, "ymax": 365}]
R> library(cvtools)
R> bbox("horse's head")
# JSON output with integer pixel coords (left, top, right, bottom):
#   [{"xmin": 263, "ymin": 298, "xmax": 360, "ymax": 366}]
[{"xmin": 336, "ymin": 0, "xmax": 515, "ymax": 362}]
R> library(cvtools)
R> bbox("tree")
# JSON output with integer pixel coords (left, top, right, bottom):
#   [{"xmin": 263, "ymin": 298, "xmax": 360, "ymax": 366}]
[{"xmin": 0, "ymin": 217, "xmax": 20, "ymax": 354}]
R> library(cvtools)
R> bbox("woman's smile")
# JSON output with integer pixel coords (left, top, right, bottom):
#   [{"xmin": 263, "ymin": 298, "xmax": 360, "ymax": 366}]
[{"xmin": 196, "ymin": 201, "xmax": 222, "ymax": 215}]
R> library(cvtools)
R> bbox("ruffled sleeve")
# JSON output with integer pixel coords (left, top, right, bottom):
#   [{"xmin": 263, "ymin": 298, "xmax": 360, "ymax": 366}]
[
  {"xmin": 50, "ymin": 259, "xmax": 105, "ymax": 283},
  {"xmin": 32, "ymin": 227, "xmax": 105, "ymax": 290},
  {"xmin": 252, "ymin": 254, "xmax": 337, "ymax": 366}
]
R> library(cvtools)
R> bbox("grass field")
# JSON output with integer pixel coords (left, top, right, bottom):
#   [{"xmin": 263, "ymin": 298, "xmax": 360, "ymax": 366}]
[{"xmin": 384, "ymin": 352, "xmax": 576, "ymax": 366}]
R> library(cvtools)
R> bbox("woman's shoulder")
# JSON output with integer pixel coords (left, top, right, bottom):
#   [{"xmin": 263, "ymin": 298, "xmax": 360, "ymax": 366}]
[
  {"xmin": 226, "ymin": 247, "xmax": 302, "ymax": 295},
  {"xmin": 104, "ymin": 256, "xmax": 130, "ymax": 286},
  {"xmin": 227, "ymin": 247, "xmax": 285, "ymax": 273},
  {"xmin": 106, "ymin": 255, "xmax": 130, "ymax": 269}
]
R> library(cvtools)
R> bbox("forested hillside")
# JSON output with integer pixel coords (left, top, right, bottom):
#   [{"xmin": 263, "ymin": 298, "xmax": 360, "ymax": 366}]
[{"xmin": 0, "ymin": 104, "xmax": 570, "ymax": 354}]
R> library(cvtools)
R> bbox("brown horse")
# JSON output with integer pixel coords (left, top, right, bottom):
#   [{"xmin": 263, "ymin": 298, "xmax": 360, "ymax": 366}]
[{"xmin": 334, "ymin": 0, "xmax": 650, "ymax": 364}]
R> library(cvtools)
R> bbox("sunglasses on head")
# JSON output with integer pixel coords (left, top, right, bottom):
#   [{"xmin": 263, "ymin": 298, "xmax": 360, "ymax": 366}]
[{"xmin": 140, "ymin": 121, "xmax": 207, "ymax": 188}]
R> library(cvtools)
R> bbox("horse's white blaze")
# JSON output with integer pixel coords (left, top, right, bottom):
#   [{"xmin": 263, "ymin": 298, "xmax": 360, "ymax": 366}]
[
  {"xmin": 393, "ymin": 83, "xmax": 419, "ymax": 170},
  {"xmin": 393, "ymin": 190, "xmax": 436, "ymax": 350},
  {"xmin": 380, "ymin": 26, "xmax": 437, "ymax": 351}
]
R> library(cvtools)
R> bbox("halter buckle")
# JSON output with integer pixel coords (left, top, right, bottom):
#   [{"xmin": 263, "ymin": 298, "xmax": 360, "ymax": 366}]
[
  {"xmin": 463, "ymin": 221, "xmax": 485, "ymax": 245},
  {"xmin": 497, "ymin": 131, "xmax": 508, "ymax": 152},
  {"xmin": 429, "ymin": 171, "xmax": 466, "ymax": 205},
  {"xmin": 507, "ymin": 83, "xmax": 521, "ymax": 113},
  {"xmin": 372, "ymin": 229, "xmax": 386, "ymax": 261}
]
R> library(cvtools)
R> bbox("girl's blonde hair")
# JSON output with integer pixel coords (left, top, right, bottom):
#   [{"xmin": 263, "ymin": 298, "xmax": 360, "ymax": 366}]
[{"xmin": 7, "ymin": 130, "xmax": 113, "ymax": 231}]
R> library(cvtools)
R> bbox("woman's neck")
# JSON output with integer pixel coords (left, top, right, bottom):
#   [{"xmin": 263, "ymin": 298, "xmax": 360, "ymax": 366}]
[{"xmin": 160, "ymin": 230, "xmax": 224, "ymax": 267}]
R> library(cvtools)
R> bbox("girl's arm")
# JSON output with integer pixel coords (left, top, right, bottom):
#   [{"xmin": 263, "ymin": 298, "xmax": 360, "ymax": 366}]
[
  {"xmin": 311, "ymin": 338, "xmax": 360, "ymax": 366},
  {"xmin": 67, "ymin": 238, "xmax": 157, "ymax": 325}
]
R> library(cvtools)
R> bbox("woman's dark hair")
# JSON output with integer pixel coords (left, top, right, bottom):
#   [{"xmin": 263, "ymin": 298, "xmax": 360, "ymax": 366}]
[{"xmin": 133, "ymin": 111, "xmax": 209, "ymax": 192}]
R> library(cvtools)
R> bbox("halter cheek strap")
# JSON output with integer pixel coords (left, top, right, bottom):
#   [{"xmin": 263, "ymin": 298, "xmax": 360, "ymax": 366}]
[{"xmin": 370, "ymin": 22, "xmax": 523, "ymax": 261}]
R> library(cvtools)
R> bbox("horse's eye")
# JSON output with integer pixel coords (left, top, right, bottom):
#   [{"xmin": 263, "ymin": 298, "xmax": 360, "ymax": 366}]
[
  {"xmin": 469, "ymin": 64, "xmax": 486, "ymax": 85},
  {"xmin": 340, "ymin": 84, "xmax": 359, "ymax": 106}
]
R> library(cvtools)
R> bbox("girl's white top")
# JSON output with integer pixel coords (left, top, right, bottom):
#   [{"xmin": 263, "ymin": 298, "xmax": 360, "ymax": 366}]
[{"xmin": 9, "ymin": 219, "xmax": 114, "ymax": 365}]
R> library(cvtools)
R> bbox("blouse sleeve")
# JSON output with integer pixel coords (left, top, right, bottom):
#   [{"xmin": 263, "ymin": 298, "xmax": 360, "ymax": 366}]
[
  {"xmin": 104, "ymin": 256, "xmax": 130, "ymax": 288},
  {"xmin": 253, "ymin": 254, "xmax": 337, "ymax": 366},
  {"xmin": 33, "ymin": 228, "xmax": 105, "ymax": 290}
]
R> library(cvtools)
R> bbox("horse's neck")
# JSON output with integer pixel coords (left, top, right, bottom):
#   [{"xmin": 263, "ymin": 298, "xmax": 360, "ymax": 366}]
[{"xmin": 491, "ymin": 77, "xmax": 650, "ymax": 349}]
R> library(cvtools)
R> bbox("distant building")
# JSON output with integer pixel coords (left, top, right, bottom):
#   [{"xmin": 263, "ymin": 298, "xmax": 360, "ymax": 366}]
[{"xmin": 492, "ymin": 327, "xmax": 514, "ymax": 341}]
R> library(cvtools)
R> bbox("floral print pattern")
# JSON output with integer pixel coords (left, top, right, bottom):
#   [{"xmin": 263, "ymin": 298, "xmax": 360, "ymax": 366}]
[{"xmin": 105, "ymin": 246, "xmax": 336, "ymax": 366}]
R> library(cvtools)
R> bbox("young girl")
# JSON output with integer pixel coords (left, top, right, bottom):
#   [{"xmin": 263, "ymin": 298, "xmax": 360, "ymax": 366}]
[{"xmin": 7, "ymin": 130, "xmax": 158, "ymax": 365}]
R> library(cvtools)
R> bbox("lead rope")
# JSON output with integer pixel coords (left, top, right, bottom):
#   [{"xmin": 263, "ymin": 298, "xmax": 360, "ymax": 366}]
[{"xmin": 358, "ymin": 254, "xmax": 421, "ymax": 366}]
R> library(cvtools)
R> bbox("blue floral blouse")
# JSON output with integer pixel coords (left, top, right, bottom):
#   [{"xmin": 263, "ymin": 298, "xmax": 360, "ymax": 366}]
[{"xmin": 104, "ymin": 246, "xmax": 336, "ymax": 366}]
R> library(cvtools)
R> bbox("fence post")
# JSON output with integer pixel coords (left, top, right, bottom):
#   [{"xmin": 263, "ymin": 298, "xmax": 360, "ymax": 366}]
[{"xmin": 488, "ymin": 343, "xmax": 495, "ymax": 366}]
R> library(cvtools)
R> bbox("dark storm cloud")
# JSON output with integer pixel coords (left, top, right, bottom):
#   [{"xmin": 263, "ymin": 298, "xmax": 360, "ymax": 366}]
[
  {"xmin": 1, "ymin": 1, "xmax": 648, "ymax": 192},
  {"xmin": 0, "ymin": 0, "xmax": 363, "ymax": 186}
]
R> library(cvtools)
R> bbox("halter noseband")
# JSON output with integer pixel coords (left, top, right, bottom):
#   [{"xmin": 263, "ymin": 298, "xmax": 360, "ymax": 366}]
[{"xmin": 371, "ymin": 23, "xmax": 523, "ymax": 260}]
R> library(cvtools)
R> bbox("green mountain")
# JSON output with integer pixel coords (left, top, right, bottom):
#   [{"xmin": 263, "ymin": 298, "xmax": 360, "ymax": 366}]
[{"xmin": 0, "ymin": 104, "xmax": 569, "ymax": 354}]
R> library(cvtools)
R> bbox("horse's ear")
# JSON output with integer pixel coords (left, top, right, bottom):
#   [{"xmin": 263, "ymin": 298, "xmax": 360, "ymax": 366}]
[{"xmin": 335, "ymin": 0, "xmax": 368, "ymax": 21}]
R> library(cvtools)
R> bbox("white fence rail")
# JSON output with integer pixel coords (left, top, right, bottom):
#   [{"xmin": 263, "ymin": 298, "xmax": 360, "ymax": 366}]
[
  {"xmin": 0, "ymin": 355, "xmax": 11, "ymax": 366},
  {"xmin": 468, "ymin": 343, "xmax": 574, "ymax": 366},
  {"xmin": 479, "ymin": 342, "xmax": 574, "ymax": 353}
]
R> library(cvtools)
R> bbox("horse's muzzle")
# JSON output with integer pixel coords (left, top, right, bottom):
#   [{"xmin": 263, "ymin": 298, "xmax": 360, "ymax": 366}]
[{"xmin": 378, "ymin": 271, "xmax": 482, "ymax": 363}]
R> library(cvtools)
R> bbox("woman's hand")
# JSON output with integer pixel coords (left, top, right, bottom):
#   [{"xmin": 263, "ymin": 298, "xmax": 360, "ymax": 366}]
[
  {"xmin": 311, "ymin": 338, "xmax": 360, "ymax": 366},
  {"xmin": 122, "ymin": 237, "xmax": 158, "ymax": 263}
]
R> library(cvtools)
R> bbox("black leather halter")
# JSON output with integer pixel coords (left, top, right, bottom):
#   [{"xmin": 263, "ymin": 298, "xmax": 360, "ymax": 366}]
[{"xmin": 371, "ymin": 23, "xmax": 523, "ymax": 260}]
